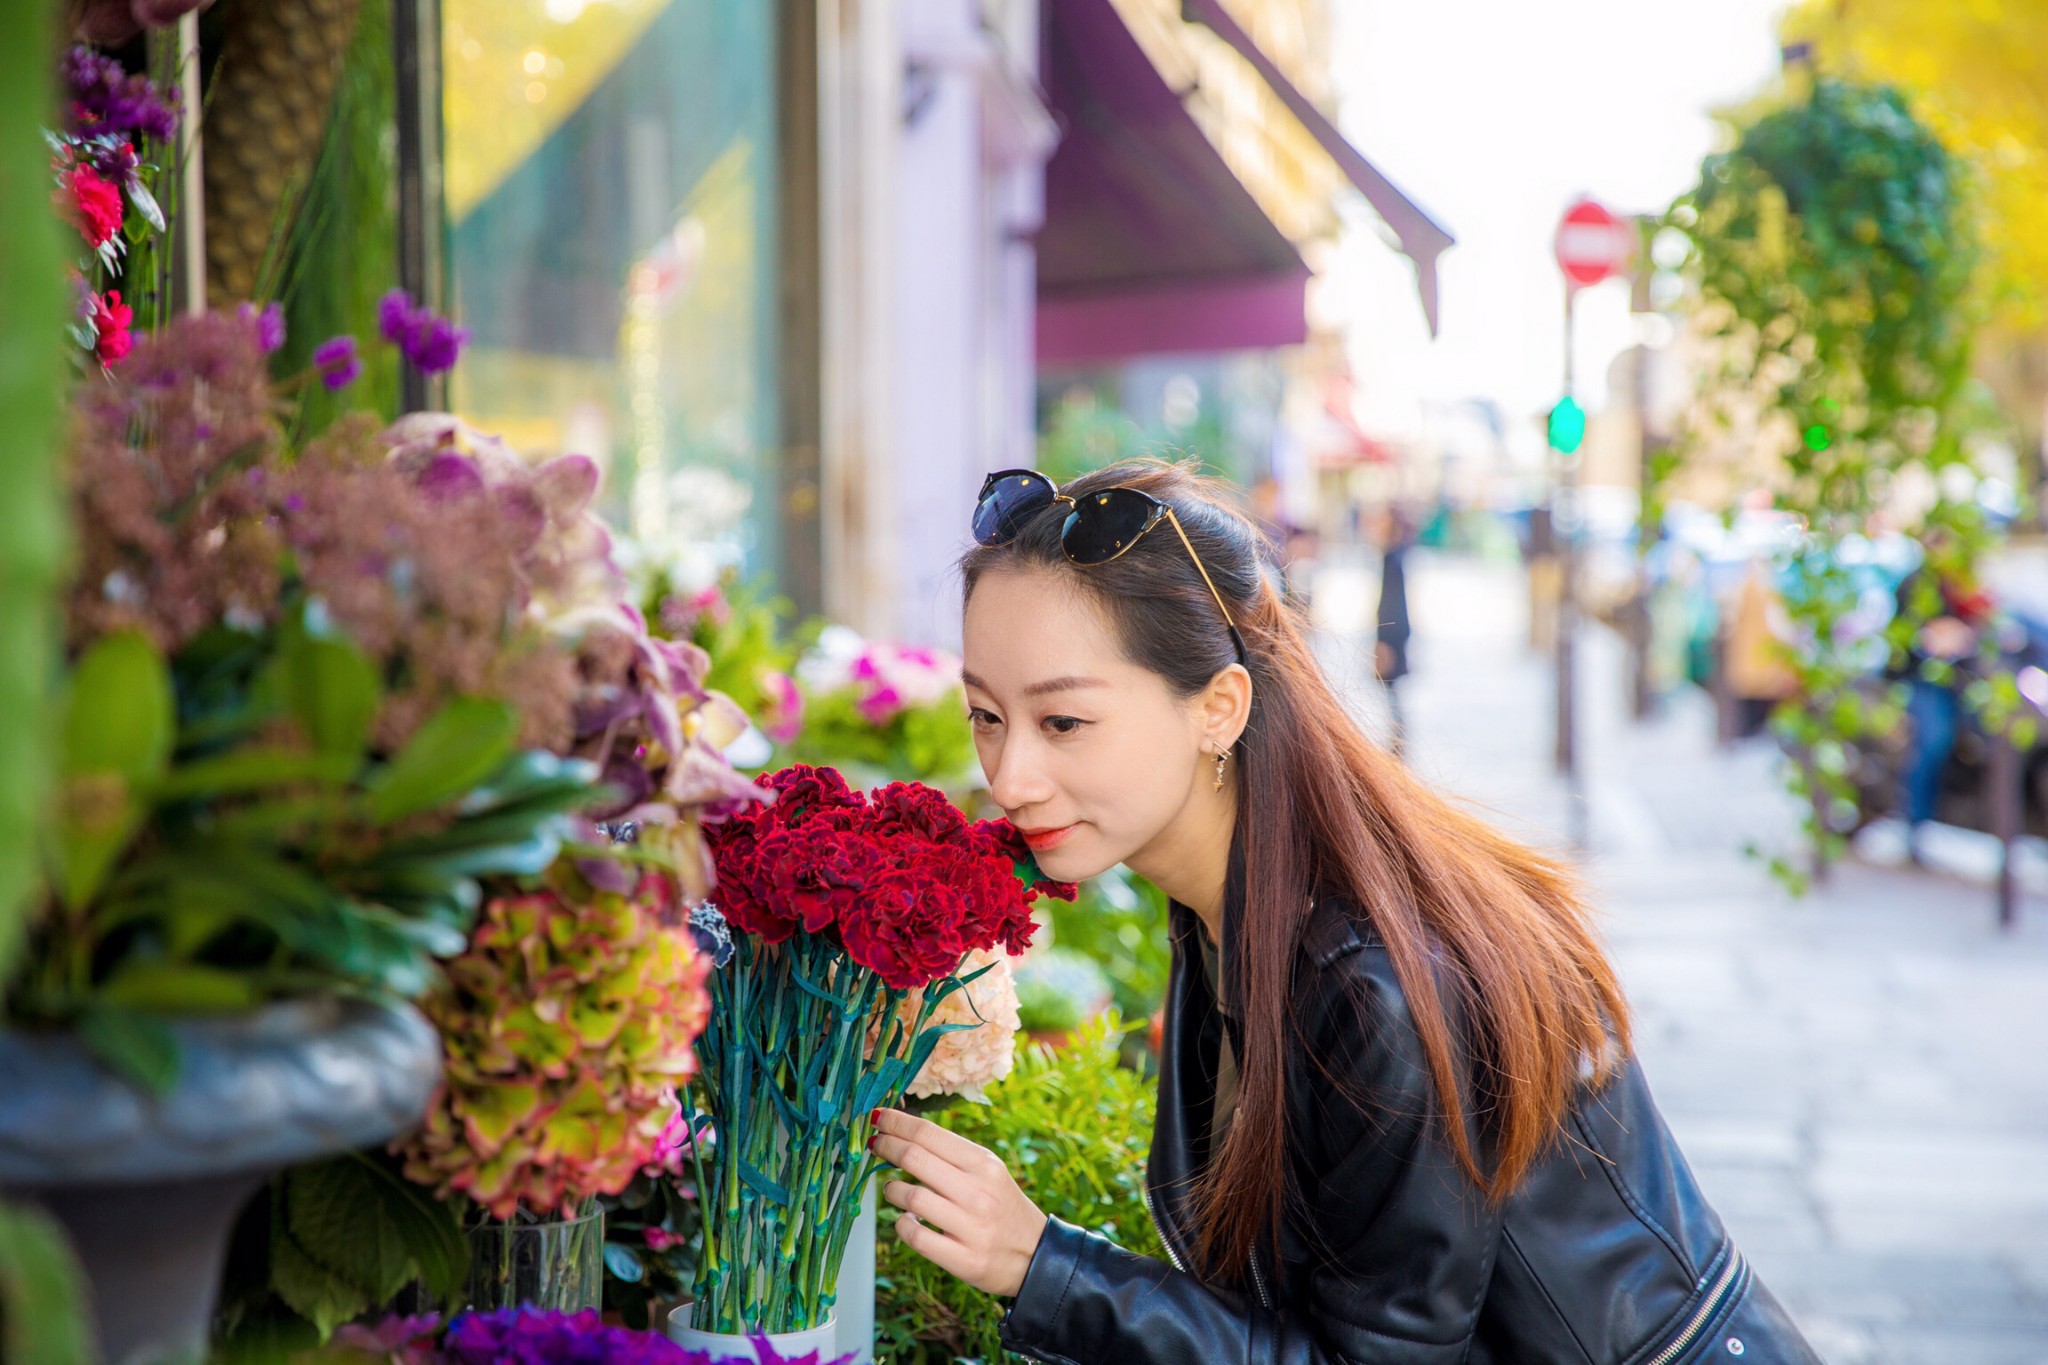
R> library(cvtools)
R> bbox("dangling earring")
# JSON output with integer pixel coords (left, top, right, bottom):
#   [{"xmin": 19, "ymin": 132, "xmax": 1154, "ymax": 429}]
[{"xmin": 1213, "ymin": 748, "xmax": 1230, "ymax": 791}]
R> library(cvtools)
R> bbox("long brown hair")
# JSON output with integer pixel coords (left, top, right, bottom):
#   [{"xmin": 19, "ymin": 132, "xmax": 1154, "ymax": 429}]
[{"xmin": 960, "ymin": 460, "xmax": 1631, "ymax": 1282}]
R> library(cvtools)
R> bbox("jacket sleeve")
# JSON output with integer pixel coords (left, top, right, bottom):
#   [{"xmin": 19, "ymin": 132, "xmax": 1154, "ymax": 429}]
[{"xmin": 998, "ymin": 955, "xmax": 1503, "ymax": 1365}]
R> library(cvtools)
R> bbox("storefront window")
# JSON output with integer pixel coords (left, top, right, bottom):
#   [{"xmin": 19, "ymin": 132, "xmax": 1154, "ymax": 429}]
[{"xmin": 443, "ymin": 0, "xmax": 780, "ymax": 585}]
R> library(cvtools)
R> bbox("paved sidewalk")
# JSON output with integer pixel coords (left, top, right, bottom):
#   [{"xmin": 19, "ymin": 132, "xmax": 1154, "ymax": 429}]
[{"xmin": 1310, "ymin": 549, "xmax": 2048, "ymax": 1365}]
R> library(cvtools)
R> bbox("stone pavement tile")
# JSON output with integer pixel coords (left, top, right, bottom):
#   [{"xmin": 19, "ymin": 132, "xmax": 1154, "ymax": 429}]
[{"xmin": 1872, "ymin": 1326, "xmax": 2048, "ymax": 1365}]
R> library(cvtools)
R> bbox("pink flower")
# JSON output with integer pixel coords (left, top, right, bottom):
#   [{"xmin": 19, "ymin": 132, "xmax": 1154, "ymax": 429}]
[
  {"xmin": 90, "ymin": 289, "xmax": 132, "ymax": 365},
  {"xmin": 643, "ymin": 1226, "xmax": 683, "ymax": 1252},
  {"xmin": 63, "ymin": 163, "xmax": 124, "ymax": 248}
]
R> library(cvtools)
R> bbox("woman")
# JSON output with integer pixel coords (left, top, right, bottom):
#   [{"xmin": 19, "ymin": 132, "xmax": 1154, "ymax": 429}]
[{"xmin": 868, "ymin": 461, "xmax": 1822, "ymax": 1363}]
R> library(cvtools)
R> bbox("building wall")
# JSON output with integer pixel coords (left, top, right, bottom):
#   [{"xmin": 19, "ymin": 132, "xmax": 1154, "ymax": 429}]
[{"xmin": 820, "ymin": 0, "xmax": 1053, "ymax": 646}]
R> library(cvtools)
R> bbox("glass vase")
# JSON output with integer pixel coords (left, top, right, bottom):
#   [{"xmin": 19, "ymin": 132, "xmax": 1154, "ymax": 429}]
[{"xmin": 463, "ymin": 1200, "xmax": 604, "ymax": 1311}]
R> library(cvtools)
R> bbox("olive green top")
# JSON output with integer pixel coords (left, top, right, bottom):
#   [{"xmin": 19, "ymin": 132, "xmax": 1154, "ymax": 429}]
[{"xmin": 1196, "ymin": 928, "xmax": 1240, "ymax": 1149}]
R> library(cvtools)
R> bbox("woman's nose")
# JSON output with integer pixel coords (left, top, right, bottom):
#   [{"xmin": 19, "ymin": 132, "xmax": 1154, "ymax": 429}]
[{"xmin": 985, "ymin": 738, "xmax": 1054, "ymax": 811}]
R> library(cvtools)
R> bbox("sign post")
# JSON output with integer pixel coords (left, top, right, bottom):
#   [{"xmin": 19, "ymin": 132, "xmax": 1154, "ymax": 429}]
[{"xmin": 1549, "ymin": 197, "xmax": 1632, "ymax": 849}]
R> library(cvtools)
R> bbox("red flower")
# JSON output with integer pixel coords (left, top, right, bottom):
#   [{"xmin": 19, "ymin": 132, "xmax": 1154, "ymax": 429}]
[
  {"xmin": 90, "ymin": 289, "xmax": 133, "ymax": 366},
  {"xmin": 703, "ymin": 766, "xmax": 1070, "ymax": 981},
  {"xmin": 758, "ymin": 763, "xmax": 863, "ymax": 830},
  {"xmin": 838, "ymin": 868, "xmax": 973, "ymax": 990},
  {"xmin": 869, "ymin": 782, "xmax": 967, "ymax": 842},
  {"xmin": 63, "ymin": 164, "xmax": 124, "ymax": 249}
]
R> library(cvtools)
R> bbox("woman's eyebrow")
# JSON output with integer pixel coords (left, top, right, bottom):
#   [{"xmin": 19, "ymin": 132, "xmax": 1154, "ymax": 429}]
[{"xmin": 960, "ymin": 671, "xmax": 1107, "ymax": 698}]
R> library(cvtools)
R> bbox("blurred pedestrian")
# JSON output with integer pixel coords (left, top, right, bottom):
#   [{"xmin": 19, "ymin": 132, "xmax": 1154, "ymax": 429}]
[
  {"xmin": 1889, "ymin": 538, "xmax": 1993, "ymax": 865},
  {"xmin": 1371, "ymin": 502, "xmax": 1414, "ymax": 757}
]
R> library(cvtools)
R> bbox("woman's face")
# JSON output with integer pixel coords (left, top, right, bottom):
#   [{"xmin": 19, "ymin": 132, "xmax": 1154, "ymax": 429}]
[{"xmin": 961, "ymin": 565, "xmax": 1213, "ymax": 883}]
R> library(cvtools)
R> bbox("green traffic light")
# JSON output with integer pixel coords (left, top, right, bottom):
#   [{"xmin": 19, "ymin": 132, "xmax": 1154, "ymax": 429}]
[{"xmin": 1548, "ymin": 397, "xmax": 1586, "ymax": 454}]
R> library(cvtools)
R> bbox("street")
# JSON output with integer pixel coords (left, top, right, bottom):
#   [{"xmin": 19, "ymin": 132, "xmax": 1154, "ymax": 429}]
[{"xmin": 1312, "ymin": 549, "xmax": 2048, "ymax": 1365}]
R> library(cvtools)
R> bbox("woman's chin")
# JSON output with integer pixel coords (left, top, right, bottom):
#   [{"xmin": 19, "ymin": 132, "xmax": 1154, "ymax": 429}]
[{"xmin": 1033, "ymin": 839, "xmax": 1119, "ymax": 885}]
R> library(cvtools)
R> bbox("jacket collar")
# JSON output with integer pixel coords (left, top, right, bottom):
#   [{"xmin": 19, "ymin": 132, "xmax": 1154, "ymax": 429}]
[{"xmin": 1147, "ymin": 843, "xmax": 1246, "ymax": 1268}]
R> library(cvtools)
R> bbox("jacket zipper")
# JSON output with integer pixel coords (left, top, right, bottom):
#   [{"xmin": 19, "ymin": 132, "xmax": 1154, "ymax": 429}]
[
  {"xmin": 1146, "ymin": 1186, "xmax": 1190, "ymax": 1273},
  {"xmin": 1643, "ymin": 1248, "xmax": 1745, "ymax": 1365},
  {"xmin": 1147, "ymin": 1187, "xmax": 1276, "ymax": 1312}
]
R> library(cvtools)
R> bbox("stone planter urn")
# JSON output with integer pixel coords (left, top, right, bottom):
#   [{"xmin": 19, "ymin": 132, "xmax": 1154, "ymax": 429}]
[{"xmin": 0, "ymin": 998, "xmax": 441, "ymax": 1365}]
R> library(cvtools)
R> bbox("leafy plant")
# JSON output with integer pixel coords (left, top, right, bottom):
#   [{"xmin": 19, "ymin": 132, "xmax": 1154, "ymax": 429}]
[
  {"xmin": 214, "ymin": 1150, "xmax": 469, "ymax": 1358},
  {"xmin": 1044, "ymin": 865, "xmax": 1171, "ymax": 1027},
  {"xmin": 874, "ymin": 1013, "xmax": 1162, "ymax": 1365},
  {"xmin": 0, "ymin": 0, "xmax": 70, "ymax": 987},
  {"xmin": 13, "ymin": 610, "xmax": 595, "ymax": 1090},
  {"xmin": 1668, "ymin": 77, "xmax": 2000, "ymax": 876},
  {"xmin": 0, "ymin": 1199, "xmax": 90, "ymax": 1365}
]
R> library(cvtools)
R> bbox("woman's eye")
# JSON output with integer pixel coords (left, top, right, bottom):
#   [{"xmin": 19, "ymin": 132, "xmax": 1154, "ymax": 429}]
[
  {"xmin": 1043, "ymin": 715, "xmax": 1088, "ymax": 736},
  {"xmin": 968, "ymin": 708, "xmax": 1002, "ymax": 730}
]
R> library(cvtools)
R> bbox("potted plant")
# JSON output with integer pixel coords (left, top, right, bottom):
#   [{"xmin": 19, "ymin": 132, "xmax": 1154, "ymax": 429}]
[{"xmin": 669, "ymin": 766, "xmax": 1071, "ymax": 1361}]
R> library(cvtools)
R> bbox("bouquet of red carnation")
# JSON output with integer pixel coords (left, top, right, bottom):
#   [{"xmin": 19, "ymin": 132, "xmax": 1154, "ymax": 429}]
[{"xmin": 677, "ymin": 766, "xmax": 1073, "ymax": 1340}]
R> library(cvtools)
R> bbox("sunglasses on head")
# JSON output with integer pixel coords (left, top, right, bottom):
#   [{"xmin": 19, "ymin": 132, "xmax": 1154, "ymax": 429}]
[{"xmin": 971, "ymin": 469, "xmax": 1249, "ymax": 666}]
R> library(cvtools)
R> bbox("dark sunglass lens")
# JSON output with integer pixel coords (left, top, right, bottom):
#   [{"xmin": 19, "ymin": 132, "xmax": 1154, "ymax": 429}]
[
  {"xmin": 972, "ymin": 472, "xmax": 1056, "ymax": 546},
  {"xmin": 1062, "ymin": 488, "xmax": 1159, "ymax": 564}
]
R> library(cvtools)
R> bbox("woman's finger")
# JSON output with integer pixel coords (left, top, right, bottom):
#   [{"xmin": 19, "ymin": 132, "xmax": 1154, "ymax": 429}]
[
  {"xmin": 873, "ymin": 1107, "xmax": 990, "ymax": 1171},
  {"xmin": 880, "ymin": 1177, "xmax": 963, "ymax": 1235},
  {"xmin": 894, "ymin": 1209, "xmax": 976, "ymax": 1281},
  {"xmin": 868, "ymin": 1131, "xmax": 976, "ymax": 1205}
]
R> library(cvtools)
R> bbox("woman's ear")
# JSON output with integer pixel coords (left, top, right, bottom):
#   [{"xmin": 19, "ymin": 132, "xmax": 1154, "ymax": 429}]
[{"xmin": 1199, "ymin": 663, "xmax": 1253, "ymax": 752}]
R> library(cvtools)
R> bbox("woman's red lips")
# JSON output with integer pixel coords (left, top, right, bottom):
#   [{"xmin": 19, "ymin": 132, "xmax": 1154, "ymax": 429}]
[{"xmin": 1019, "ymin": 823, "xmax": 1078, "ymax": 852}]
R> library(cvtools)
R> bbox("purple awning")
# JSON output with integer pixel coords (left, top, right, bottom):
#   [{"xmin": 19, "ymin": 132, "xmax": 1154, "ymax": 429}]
[
  {"xmin": 1036, "ymin": 0, "xmax": 1310, "ymax": 364},
  {"xmin": 1182, "ymin": 0, "xmax": 1454, "ymax": 335}
]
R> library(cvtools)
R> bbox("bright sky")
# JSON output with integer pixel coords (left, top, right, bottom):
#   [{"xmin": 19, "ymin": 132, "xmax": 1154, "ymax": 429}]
[{"xmin": 1321, "ymin": 0, "xmax": 1791, "ymax": 435}]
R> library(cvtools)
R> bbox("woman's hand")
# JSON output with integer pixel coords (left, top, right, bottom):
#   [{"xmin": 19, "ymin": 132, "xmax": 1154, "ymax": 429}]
[{"xmin": 869, "ymin": 1106, "xmax": 1048, "ymax": 1298}]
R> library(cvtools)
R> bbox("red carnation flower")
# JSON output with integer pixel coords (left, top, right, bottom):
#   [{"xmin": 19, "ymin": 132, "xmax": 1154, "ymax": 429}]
[
  {"xmin": 90, "ymin": 289, "xmax": 133, "ymax": 366},
  {"xmin": 868, "ymin": 782, "xmax": 967, "ymax": 843},
  {"xmin": 838, "ymin": 868, "xmax": 973, "ymax": 990},
  {"xmin": 758, "ymin": 764, "xmax": 863, "ymax": 831},
  {"xmin": 62, "ymin": 163, "xmax": 124, "ymax": 249}
]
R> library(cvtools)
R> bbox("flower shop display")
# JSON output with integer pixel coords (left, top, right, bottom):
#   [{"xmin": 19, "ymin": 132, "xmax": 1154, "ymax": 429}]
[
  {"xmin": 8, "ymin": 34, "xmax": 765, "ymax": 1361},
  {"xmin": 873, "ymin": 1013, "xmax": 1163, "ymax": 1365},
  {"xmin": 324, "ymin": 1307, "xmax": 857, "ymax": 1365},
  {"xmin": 674, "ymin": 766, "xmax": 1073, "ymax": 1354},
  {"xmin": 788, "ymin": 631, "xmax": 976, "ymax": 788}
]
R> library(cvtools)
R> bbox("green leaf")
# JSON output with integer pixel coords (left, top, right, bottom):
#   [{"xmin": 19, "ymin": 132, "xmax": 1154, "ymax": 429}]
[
  {"xmin": 152, "ymin": 748, "xmax": 358, "ymax": 802},
  {"xmin": 363, "ymin": 698, "xmax": 519, "ymax": 824},
  {"xmin": 264, "ymin": 622, "xmax": 381, "ymax": 759},
  {"xmin": 75, "ymin": 1002, "xmax": 181, "ymax": 1094},
  {"xmin": 603, "ymin": 1242, "xmax": 646, "ymax": 1284},
  {"xmin": 0, "ymin": 1200, "xmax": 91, "ymax": 1365},
  {"xmin": 282, "ymin": 1153, "xmax": 467, "ymax": 1312},
  {"xmin": 53, "ymin": 632, "xmax": 173, "ymax": 907},
  {"xmin": 269, "ymin": 1227, "xmax": 369, "ymax": 1340},
  {"xmin": 98, "ymin": 961, "xmax": 261, "ymax": 1013}
]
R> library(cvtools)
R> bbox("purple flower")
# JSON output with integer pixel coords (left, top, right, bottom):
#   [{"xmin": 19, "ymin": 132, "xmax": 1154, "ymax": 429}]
[
  {"xmin": 62, "ymin": 46, "xmax": 179, "ymax": 142},
  {"xmin": 378, "ymin": 287, "xmax": 470, "ymax": 375},
  {"xmin": 237, "ymin": 301, "xmax": 286, "ymax": 353},
  {"xmin": 312, "ymin": 334, "xmax": 362, "ymax": 390}
]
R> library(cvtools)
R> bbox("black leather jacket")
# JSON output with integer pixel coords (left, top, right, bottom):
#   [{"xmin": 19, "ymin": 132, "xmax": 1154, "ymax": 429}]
[{"xmin": 999, "ymin": 893, "xmax": 1824, "ymax": 1365}]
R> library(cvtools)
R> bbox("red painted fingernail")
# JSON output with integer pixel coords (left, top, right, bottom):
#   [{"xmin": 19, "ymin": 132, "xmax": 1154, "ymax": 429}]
[{"xmin": 870, "ymin": 1108, "xmax": 882, "ymax": 1125}]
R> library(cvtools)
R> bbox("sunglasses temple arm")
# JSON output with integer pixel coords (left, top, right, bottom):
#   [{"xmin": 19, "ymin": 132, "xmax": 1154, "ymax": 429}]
[{"xmin": 1163, "ymin": 509, "xmax": 1250, "ymax": 666}]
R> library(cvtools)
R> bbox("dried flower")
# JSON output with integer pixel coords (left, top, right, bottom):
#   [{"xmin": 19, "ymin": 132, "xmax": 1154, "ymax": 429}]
[
  {"xmin": 62, "ymin": 163, "xmax": 123, "ymax": 248},
  {"xmin": 312, "ymin": 333, "xmax": 362, "ymax": 390}
]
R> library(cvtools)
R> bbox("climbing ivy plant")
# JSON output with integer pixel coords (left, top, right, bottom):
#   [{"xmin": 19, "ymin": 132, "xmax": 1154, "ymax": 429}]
[{"xmin": 1667, "ymin": 77, "xmax": 2019, "ymax": 882}]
